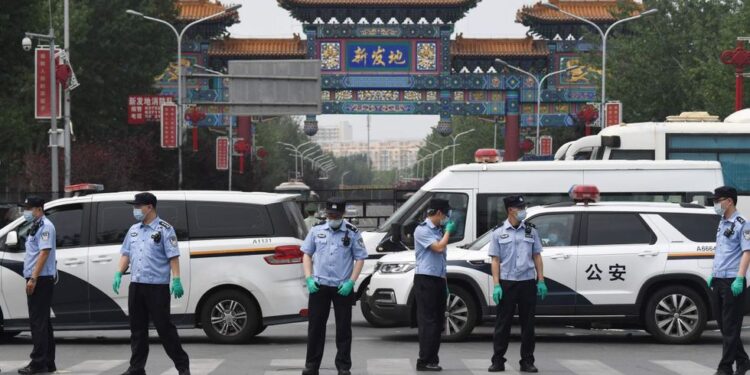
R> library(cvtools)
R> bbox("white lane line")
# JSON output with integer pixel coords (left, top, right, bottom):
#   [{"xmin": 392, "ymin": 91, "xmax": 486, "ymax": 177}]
[
  {"xmin": 63, "ymin": 359, "xmax": 127, "ymax": 374},
  {"xmin": 462, "ymin": 359, "xmax": 519, "ymax": 375},
  {"xmin": 652, "ymin": 360, "xmax": 716, "ymax": 374},
  {"xmin": 560, "ymin": 359, "xmax": 625, "ymax": 375},
  {"xmin": 269, "ymin": 359, "xmax": 306, "ymax": 368},
  {"xmin": 0, "ymin": 361, "xmax": 30, "ymax": 372},
  {"xmin": 160, "ymin": 359, "xmax": 224, "ymax": 375},
  {"xmin": 367, "ymin": 358, "xmax": 416, "ymax": 375}
]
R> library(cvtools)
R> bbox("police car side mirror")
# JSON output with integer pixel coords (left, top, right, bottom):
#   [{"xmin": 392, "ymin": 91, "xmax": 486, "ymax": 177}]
[{"xmin": 5, "ymin": 231, "xmax": 18, "ymax": 247}]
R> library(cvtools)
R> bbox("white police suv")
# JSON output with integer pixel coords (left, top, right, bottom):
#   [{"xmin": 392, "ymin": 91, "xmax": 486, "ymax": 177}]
[
  {"xmin": 0, "ymin": 190, "xmax": 309, "ymax": 344},
  {"xmin": 366, "ymin": 186, "xmax": 745, "ymax": 344}
]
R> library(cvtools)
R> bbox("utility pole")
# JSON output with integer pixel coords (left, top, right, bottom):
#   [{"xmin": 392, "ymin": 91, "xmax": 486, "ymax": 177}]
[
  {"xmin": 63, "ymin": 0, "xmax": 72, "ymax": 194},
  {"xmin": 366, "ymin": 115, "xmax": 371, "ymax": 169}
]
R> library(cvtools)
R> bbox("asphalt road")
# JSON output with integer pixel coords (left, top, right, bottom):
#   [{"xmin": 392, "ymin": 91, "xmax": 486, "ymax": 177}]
[{"xmin": 0, "ymin": 306, "xmax": 743, "ymax": 374}]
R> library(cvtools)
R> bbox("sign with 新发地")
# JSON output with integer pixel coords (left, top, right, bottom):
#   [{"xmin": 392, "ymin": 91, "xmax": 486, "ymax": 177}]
[{"xmin": 129, "ymin": 95, "xmax": 174, "ymax": 125}]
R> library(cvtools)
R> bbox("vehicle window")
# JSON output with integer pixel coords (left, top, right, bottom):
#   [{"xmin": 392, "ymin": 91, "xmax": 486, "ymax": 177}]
[
  {"xmin": 667, "ymin": 134, "xmax": 750, "ymax": 193},
  {"xmin": 584, "ymin": 213, "xmax": 655, "ymax": 246},
  {"xmin": 378, "ymin": 190, "xmax": 426, "ymax": 232},
  {"xmin": 96, "ymin": 201, "xmax": 187, "ymax": 245},
  {"xmin": 527, "ymin": 213, "xmax": 576, "ymax": 247},
  {"xmin": 0, "ymin": 219, "xmax": 34, "ymax": 253},
  {"xmin": 659, "ymin": 213, "xmax": 719, "ymax": 243},
  {"xmin": 401, "ymin": 192, "xmax": 468, "ymax": 247},
  {"xmin": 609, "ymin": 149, "xmax": 655, "ymax": 160},
  {"xmin": 477, "ymin": 193, "xmax": 568, "ymax": 236},
  {"xmin": 46, "ymin": 205, "xmax": 84, "ymax": 249},
  {"xmin": 467, "ymin": 229, "xmax": 493, "ymax": 250},
  {"xmin": 283, "ymin": 201, "xmax": 308, "ymax": 239},
  {"xmin": 188, "ymin": 201, "xmax": 273, "ymax": 239},
  {"xmin": 600, "ymin": 193, "xmax": 686, "ymax": 204}
]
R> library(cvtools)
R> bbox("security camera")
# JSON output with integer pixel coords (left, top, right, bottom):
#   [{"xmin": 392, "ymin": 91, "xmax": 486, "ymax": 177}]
[{"xmin": 22, "ymin": 37, "xmax": 32, "ymax": 51}]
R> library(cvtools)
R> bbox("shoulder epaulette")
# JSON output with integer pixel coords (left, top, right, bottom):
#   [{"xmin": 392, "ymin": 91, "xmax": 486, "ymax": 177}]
[
  {"xmin": 313, "ymin": 220, "xmax": 326, "ymax": 227},
  {"xmin": 418, "ymin": 221, "xmax": 428, "ymax": 226},
  {"xmin": 158, "ymin": 220, "xmax": 172, "ymax": 229},
  {"xmin": 738, "ymin": 216, "xmax": 746, "ymax": 224},
  {"xmin": 345, "ymin": 222, "xmax": 358, "ymax": 233}
]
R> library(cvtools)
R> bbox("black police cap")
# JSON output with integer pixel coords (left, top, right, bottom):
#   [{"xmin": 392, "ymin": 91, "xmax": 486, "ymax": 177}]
[
  {"xmin": 326, "ymin": 197, "xmax": 346, "ymax": 214},
  {"xmin": 428, "ymin": 198, "xmax": 451, "ymax": 213},
  {"xmin": 710, "ymin": 186, "xmax": 738, "ymax": 204},
  {"xmin": 126, "ymin": 192, "xmax": 158, "ymax": 207},
  {"xmin": 503, "ymin": 195, "xmax": 527, "ymax": 209},
  {"xmin": 20, "ymin": 196, "xmax": 45, "ymax": 209}
]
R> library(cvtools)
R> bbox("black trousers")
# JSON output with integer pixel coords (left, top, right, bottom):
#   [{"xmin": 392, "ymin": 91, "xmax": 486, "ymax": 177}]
[
  {"xmin": 414, "ymin": 274, "xmax": 447, "ymax": 367},
  {"xmin": 713, "ymin": 278, "xmax": 750, "ymax": 372},
  {"xmin": 26, "ymin": 276, "xmax": 55, "ymax": 368},
  {"xmin": 305, "ymin": 285, "xmax": 355, "ymax": 371},
  {"xmin": 128, "ymin": 282, "xmax": 189, "ymax": 373},
  {"xmin": 492, "ymin": 279, "xmax": 537, "ymax": 366}
]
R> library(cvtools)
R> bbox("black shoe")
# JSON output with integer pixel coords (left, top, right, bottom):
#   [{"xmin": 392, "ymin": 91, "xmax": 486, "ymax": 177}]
[
  {"xmin": 737, "ymin": 362, "xmax": 750, "ymax": 375},
  {"xmin": 519, "ymin": 363, "xmax": 538, "ymax": 373},
  {"xmin": 715, "ymin": 370, "xmax": 733, "ymax": 375},
  {"xmin": 488, "ymin": 362, "xmax": 505, "ymax": 372},
  {"xmin": 120, "ymin": 369, "xmax": 147, "ymax": 375},
  {"xmin": 178, "ymin": 369, "xmax": 191, "ymax": 375},
  {"xmin": 416, "ymin": 363, "xmax": 442, "ymax": 372},
  {"xmin": 301, "ymin": 368, "xmax": 318, "ymax": 375},
  {"xmin": 46, "ymin": 363, "xmax": 55, "ymax": 373},
  {"xmin": 338, "ymin": 370, "xmax": 351, "ymax": 375},
  {"xmin": 17, "ymin": 365, "xmax": 47, "ymax": 375}
]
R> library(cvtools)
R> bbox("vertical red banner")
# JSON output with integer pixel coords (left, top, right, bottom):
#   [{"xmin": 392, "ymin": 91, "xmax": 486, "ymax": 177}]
[
  {"xmin": 216, "ymin": 137, "xmax": 229, "ymax": 171},
  {"xmin": 35, "ymin": 48, "xmax": 62, "ymax": 119},
  {"xmin": 540, "ymin": 136, "xmax": 553, "ymax": 156},
  {"xmin": 160, "ymin": 103, "xmax": 178, "ymax": 149},
  {"xmin": 605, "ymin": 101, "xmax": 622, "ymax": 127}
]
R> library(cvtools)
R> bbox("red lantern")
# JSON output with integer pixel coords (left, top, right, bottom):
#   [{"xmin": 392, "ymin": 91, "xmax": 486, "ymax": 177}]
[
  {"xmin": 185, "ymin": 107, "xmax": 206, "ymax": 124},
  {"xmin": 577, "ymin": 104, "xmax": 599, "ymax": 125},
  {"xmin": 234, "ymin": 140, "xmax": 251, "ymax": 154},
  {"xmin": 520, "ymin": 139, "xmax": 534, "ymax": 153},
  {"xmin": 256, "ymin": 146, "xmax": 268, "ymax": 160}
]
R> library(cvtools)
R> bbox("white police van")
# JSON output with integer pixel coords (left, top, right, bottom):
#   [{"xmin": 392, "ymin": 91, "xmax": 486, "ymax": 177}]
[
  {"xmin": 366, "ymin": 186, "xmax": 747, "ymax": 344},
  {"xmin": 0, "ymin": 190, "xmax": 309, "ymax": 344}
]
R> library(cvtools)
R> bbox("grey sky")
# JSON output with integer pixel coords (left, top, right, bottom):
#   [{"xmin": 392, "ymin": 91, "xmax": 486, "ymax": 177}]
[{"xmin": 229, "ymin": 0, "xmax": 537, "ymax": 141}]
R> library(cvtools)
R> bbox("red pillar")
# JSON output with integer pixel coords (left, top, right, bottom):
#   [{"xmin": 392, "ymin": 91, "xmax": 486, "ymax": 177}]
[
  {"xmin": 504, "ymin": 91, "xmax": 520, "ymax": 162},
  {"xmin": 237, "ymin": 116, "xmax": 252, "ymax": 175}
]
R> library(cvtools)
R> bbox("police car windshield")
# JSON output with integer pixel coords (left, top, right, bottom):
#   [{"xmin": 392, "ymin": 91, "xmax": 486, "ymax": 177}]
[{"xmin": 377, "ymin": 190, "xmax": 427, "ymax": 232}]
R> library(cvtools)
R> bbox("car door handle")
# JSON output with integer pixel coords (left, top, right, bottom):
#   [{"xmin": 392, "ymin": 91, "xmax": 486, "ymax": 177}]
[
  {"xmin": 638, "ymin": 250, "xmax": 659, "ymax": 257},
  {"xmin": 549, "ymin": 253, "xmax": 569, "ymax": 260},
  {"xmin": 91, "ymin": 256, "xmax": 113, "ymax": 264},
  {"xmin": 63, "ymin": 259, "xmax": 85, "ymax": 266}
]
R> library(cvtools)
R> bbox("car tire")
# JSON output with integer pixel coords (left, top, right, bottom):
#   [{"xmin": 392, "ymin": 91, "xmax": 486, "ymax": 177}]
[
  {"xmin": 255, "ymin": 325, "xmax": 268, "ymax": 335},
  {"xmin": 200, "ymin": 289, "xmax": 260, "ymax": 344},
  {"xmin": 644, "ymin": 285, "xmax": 707, "ymax": 344},
  {"xmin": 360, "ymin": 297, "xmax": 400, "ymax": 328},
  {"xmin": 443, "ymin": 285, "xmax": 478, "ymax": 342}
]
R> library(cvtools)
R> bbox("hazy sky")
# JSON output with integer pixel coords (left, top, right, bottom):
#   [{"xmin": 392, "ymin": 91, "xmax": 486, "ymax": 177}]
[{"xmin": 229, "ymin": 0, "xmax": 538, "ymax": 141}]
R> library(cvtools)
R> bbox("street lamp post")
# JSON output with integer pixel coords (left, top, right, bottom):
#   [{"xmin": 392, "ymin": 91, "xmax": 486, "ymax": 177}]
[
  {"xmin": 277, "ymin": 141, "xmax": 312, "ymax": 179},
  {"xmin": 542, "ymin": 3, "xmax": 657, "ymax": 126},
  {"xmin": 449, "ymin": 129, "xmax": 475, "ymax": 165},
  {"xmin": 127, "ymin": 5, "xmax": 241, "ymax": 190},
  {"xmin": 496, "ymin": 59, "xmax": 578, "ymax": 155},
  {"xmin": 299, "ymin": 147, "xmax": 320, "ymax": 177},
  {"xmin": 341, "ymin": 170, "xmax": 351, "ymax": 188}
]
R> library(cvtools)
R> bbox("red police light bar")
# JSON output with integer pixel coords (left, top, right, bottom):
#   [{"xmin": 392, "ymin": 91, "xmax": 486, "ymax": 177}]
[
  {"xmin": 475, "ymin": 149, "xmax": 499, "ymax": 163},
  {"xmin": 64, "ymin": 183, "xmax": 104, "ymax": 193},
  {"xmin": 569, "ymin": 185, "xmax": 600, "ymax": 203}
]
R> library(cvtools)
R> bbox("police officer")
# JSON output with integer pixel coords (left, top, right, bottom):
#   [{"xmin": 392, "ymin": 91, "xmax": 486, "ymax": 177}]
[
  {"xmin": 301, "ymin": 197, "xmax": 368, "ymax": 375},
  {"xmin": 488, "ymin": 195, "xmax": 546, "ymax": 373},
  {"xmin": 413, "ymin": 198, "xmax": 456, "ymax": 372},
  {"xmin": 708, "ymin": 186, "xmax": 750, "ymax": 375},
  {"xmin": 113, "ymin": 193, "xmax": 190, "ymax": 375},
  {"xmin": 18, "ymin": 196, "xmax": 57, "ymax": 375}
]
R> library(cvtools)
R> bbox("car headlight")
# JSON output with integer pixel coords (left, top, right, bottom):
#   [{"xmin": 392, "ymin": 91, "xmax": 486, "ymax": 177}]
[{"xmin": 378, "ymin": 263, "xmax": 415, "ymax": 274}]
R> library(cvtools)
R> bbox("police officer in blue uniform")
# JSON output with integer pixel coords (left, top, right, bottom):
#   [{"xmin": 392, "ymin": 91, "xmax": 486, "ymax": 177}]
[
  {"xmin": 18, "ymin": 196, "xmax": 57, "ymax": 375},
  {"xmin": 113, "ymin": 193, "xmax": 190, "ymax": 375},
  {"xmin": 301, "ymin": 197, "xmax": 368, "ymax": 375},
  {"xmin": 488, "ymin": 195, "xmax": 546, "ymax": 373},
  {"xmin": 413, "ymin": 198, "xmax": 456, "ymax": 372},
  {"xmin": 708, "ymin": 186, "xmax": 750, "ymax": 375}
]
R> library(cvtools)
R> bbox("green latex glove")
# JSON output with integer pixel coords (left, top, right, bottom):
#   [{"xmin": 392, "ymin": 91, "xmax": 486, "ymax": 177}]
[
  {"xmin": 338, "ymin": 279, "xmax": 355, "ymax": 296},
  {"xmin": 732, "ymin": 276, "xmax": 745, "ymax": 297},
  {"xmin": 171, "ymin": 277, "xmax": 184, "ymax": 299},
  {"xmin": 444, "ymin": 220, "xmax": 457, "ymax": 235},
  {"xmin": 113, "ymin": 272, "xmax": 122, "ymax": 295},
  {"xmin": 492, "ymin": 284, "xmax": 503, "ymax": 305},
  {"xmin": 306, "ymin": 276, "xmax": 319, "ymax": 294},
  {"xmin": 707, "ymin": 276, "xmax": 713, "ymax": 288},
  {"xmin": 537, "ymin": 280, "xmax": 548, "ymax": 300}
]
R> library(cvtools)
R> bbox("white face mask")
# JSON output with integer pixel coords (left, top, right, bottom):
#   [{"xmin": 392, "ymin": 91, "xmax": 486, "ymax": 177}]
[
  {"xmin": 516, "ymin": 209, "xmax": 527, "ymax": 222},
  {"xmin": 328, "ymin": 219, "xmax": 343, "ymax": 229},
  {"xmin": 714, "ymin": 203, "xmax": 726, "ymax": 217},
  {"xmin": 22, "ymin": 210, "xmax": 34, "ymax": 222},
  {"xmin": 133, "ymin": 208, "xmax": 145, "ymax": 222}
]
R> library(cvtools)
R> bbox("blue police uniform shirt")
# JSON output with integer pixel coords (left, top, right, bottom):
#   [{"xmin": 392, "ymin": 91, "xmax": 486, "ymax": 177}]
[
  {"xmin": 414, "ymin": 219, "xmax": 447, "ymax": 278},
  {"xmin": 488, "ymin": 219, "xmax": 543, "ymax": 281},
  {"xmin": 301, "ymin": 220, "xmax": 368, "ymax": 287},
  {"xmin": 23, "ymin": 216, "xmax": 57, "ymax": 279},
  {"xmin": 712, "ymin": 211, "xmax": 750, "ymax": 278},
  {"xmin": 120, "ymin": 217, "xmax": 180, "ymax": 285}
]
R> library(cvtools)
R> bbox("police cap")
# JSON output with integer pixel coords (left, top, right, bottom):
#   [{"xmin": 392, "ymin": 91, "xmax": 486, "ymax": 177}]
[
  {"xmin": 20, "ymin": 196, "xmax": 45, "ymax": 209},
  {"xmin": 503, "ymin": 195, "xmax": 527, "ymax": 210},
  {"xmin": 326, "ymin": 197, "xmax": 346, "ymax": 214},
  {"xmin": 710, "ymin": 186, "xmax": 738, "ymax": 204},
  {"xmin": 126, "ymin": 192, "xmax": 158, "ymax": 207},
  {"xmin": 428, "ymin": 198, "xmax": 451, "ymax": 214}
]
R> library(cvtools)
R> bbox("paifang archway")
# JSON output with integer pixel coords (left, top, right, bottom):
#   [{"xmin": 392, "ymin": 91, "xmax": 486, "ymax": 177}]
[{"xmin": 160, "ymin": 0, "xmax": 635, "ymax": 162}]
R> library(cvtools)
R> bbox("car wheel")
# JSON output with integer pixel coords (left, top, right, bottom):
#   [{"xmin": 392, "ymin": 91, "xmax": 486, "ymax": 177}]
[
  {"xmin": 442, "ymin": 285, "xmax": 478, "ymax": 342},
  {"xmin": 360, "ymin": 297, "xmax": 399, "ymax": 328},
  {"xmin": 200, "ymin": 289, "xmax": 260, "ymax": 344},
  {"xmin": 255, "ymin": 325, "xmax": 268, "ymax": 335},
  {"xmin": 644, "ymin": 285, "xmax": 707, "ymax": 344}
]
